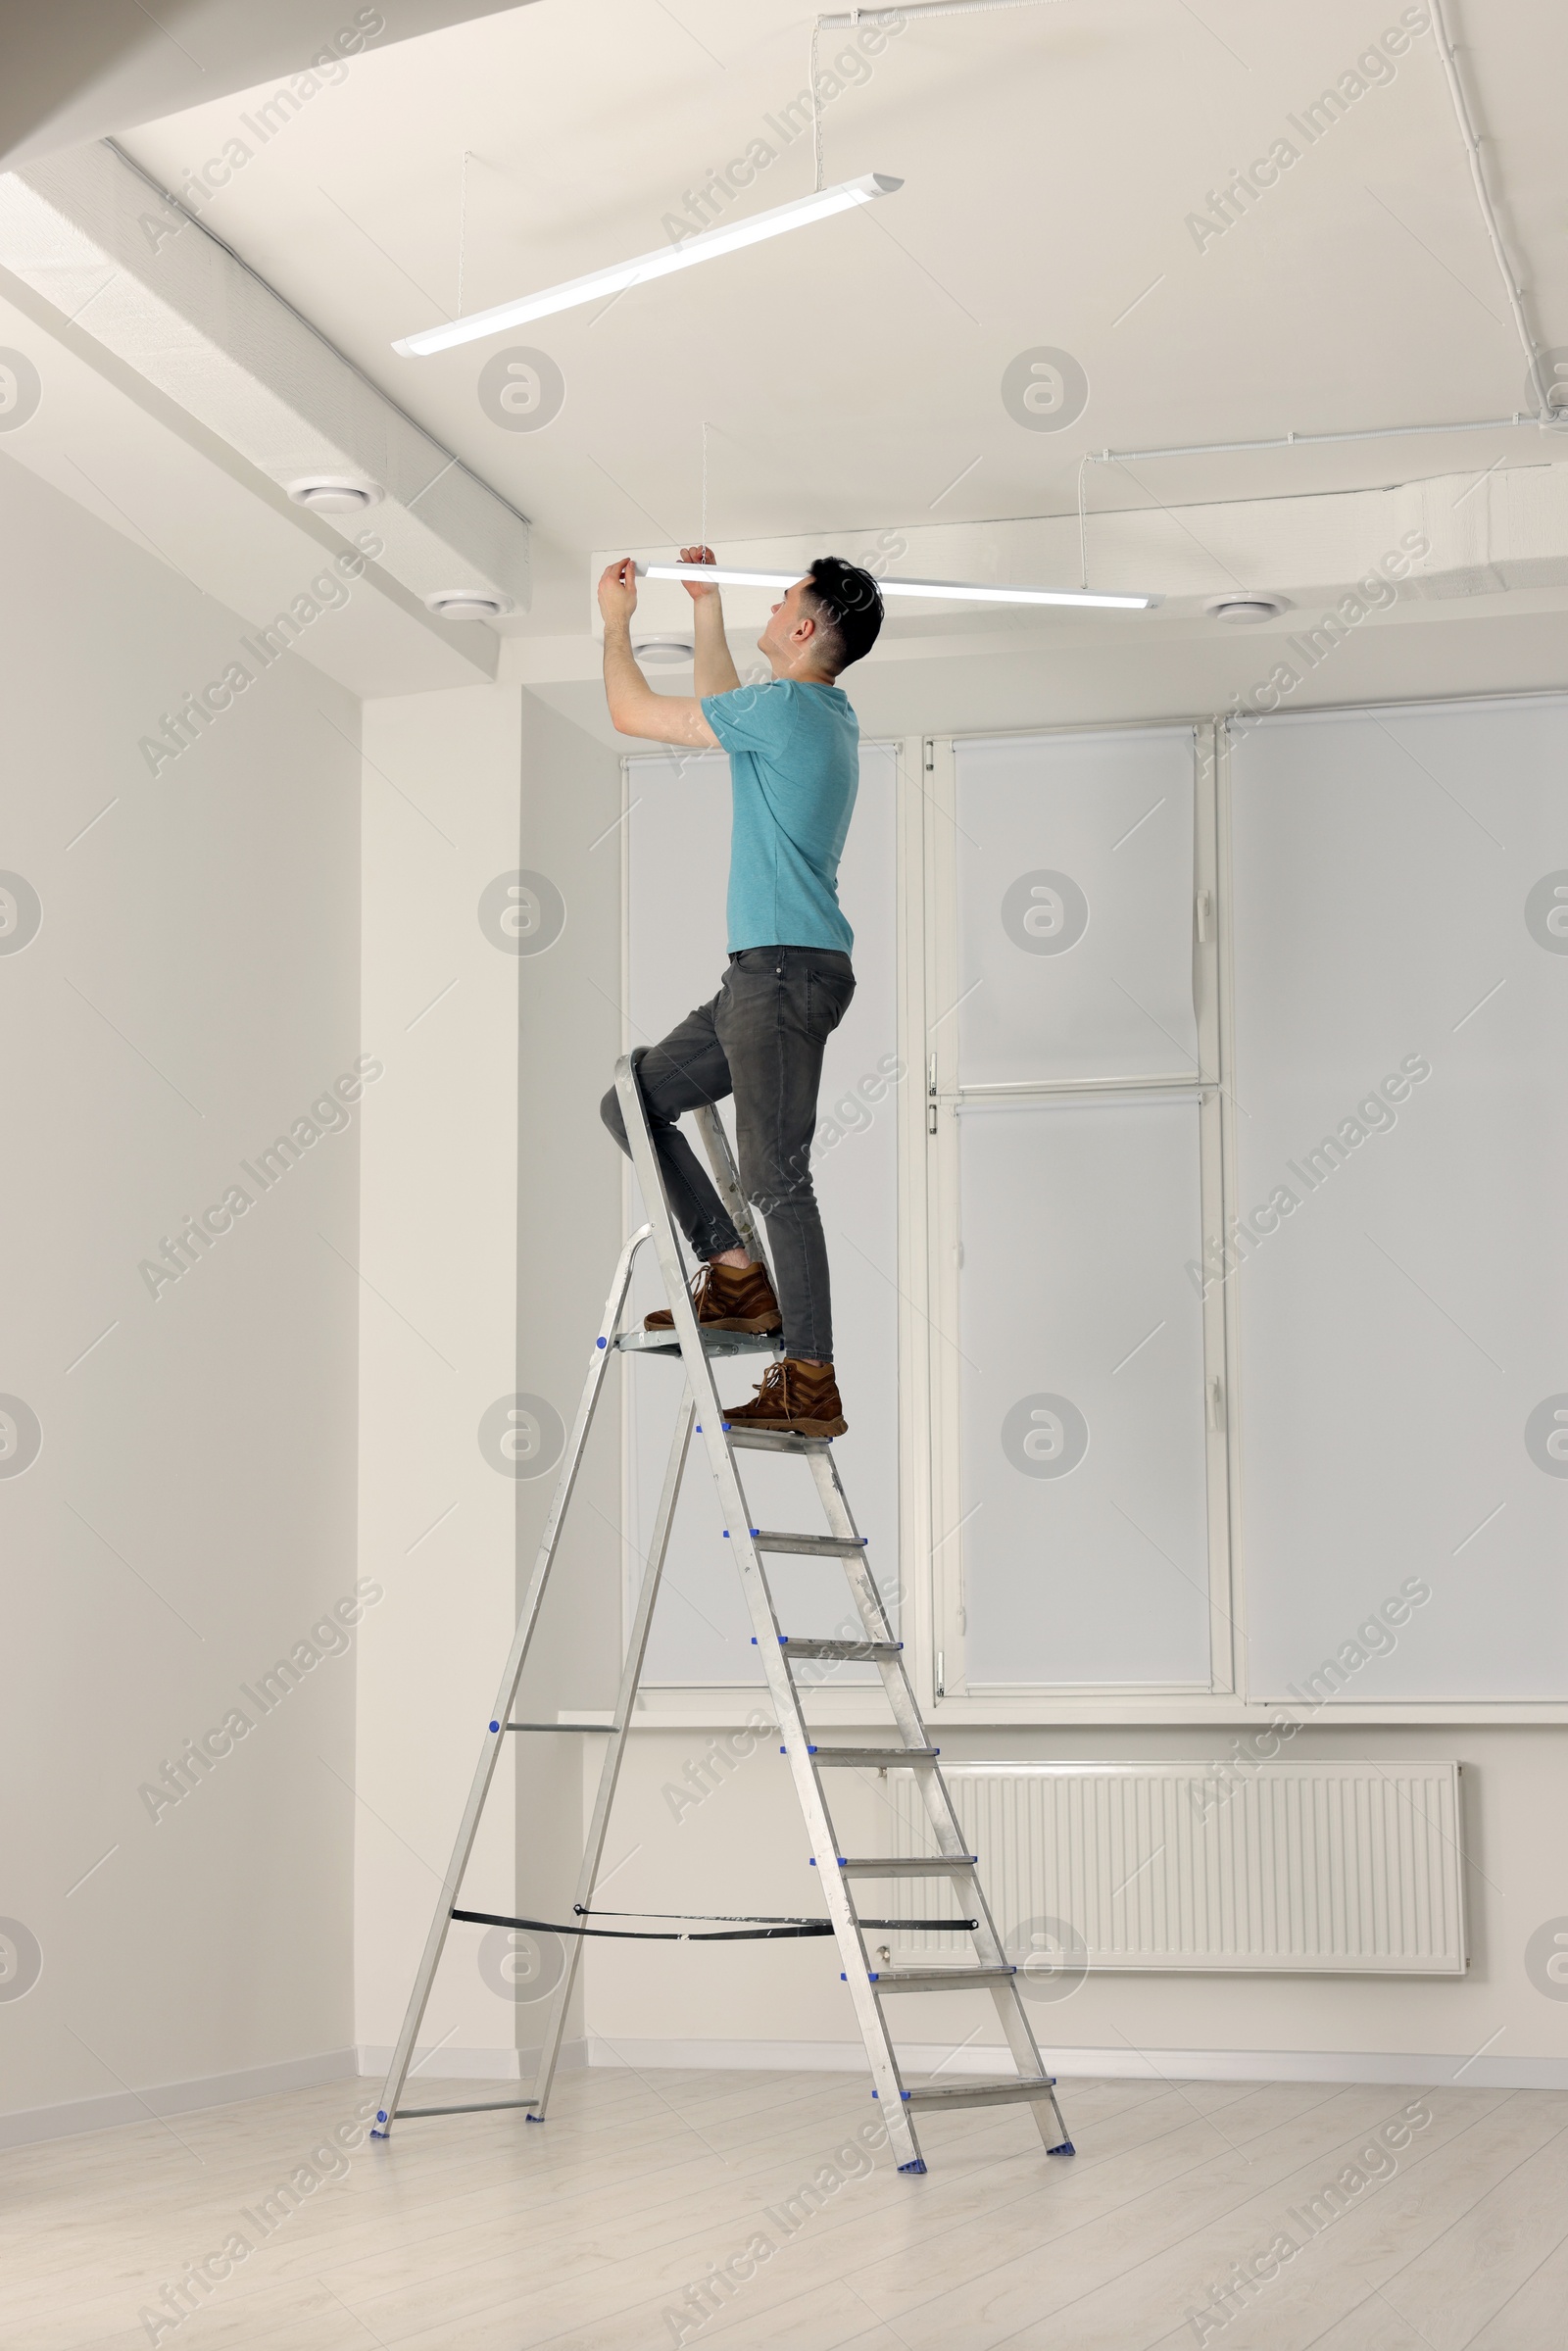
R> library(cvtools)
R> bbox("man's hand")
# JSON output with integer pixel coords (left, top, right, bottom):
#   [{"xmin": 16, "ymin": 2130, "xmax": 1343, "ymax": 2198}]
[
  {"xmin": 597, "ymin": 557, "xmax": 638, "ymax": 628},
  {"xmin": 679, "ymin": 544, "xmax": 720, "ymax": 601}
]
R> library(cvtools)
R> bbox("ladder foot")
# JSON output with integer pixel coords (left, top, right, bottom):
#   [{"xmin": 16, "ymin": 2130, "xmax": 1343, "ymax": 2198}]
[
  {"xmin": 1047, "ymin": 2140, "xmax": 1075, "ymax": 2156},
  {"xmin": 525, "ymin": 2113, "xmax": 546, "ymax": 2124},
  {"xmin": 369, "ymin": 2129, "xmax": 388, "ymax": 2140},
  {"xmin": 898, "ymin": 2157, "xmax": 928, "ymax": 2174}
]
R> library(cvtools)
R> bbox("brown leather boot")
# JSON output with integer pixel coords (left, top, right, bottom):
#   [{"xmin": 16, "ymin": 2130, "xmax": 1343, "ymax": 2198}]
[
  {"xmin": 723, "ymin": 1358, "xmax": 848, "ymax": 1439},
  {"xmin": 644, "ymin": 1257, "xmax": 782, "ymax": 1336}
]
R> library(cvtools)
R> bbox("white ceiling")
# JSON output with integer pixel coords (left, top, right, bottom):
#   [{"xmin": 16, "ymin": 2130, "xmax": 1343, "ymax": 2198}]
[
  {"xmin": 4, "ymin": 0, "xmax": 1567, "ymax": 717},
  {"xmin": 0, "ymin": 0, "xmax": 533, "ymax": 167},
  {"xmin": 107, "ymin": 0, "xmax": 1567, "ymax": 640}
]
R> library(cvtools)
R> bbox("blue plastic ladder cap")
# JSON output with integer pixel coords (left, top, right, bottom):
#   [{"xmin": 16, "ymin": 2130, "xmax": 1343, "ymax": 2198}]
[
  {"xmin": 525, "ymin": 2113, "xmax": 546, "ymax": 2124},
  {"xmin": 751, "ymin": 1528, "xmax": 760, "ymax": 1537},
  {"xmin": 596, "ymin": 1337, "xmax": 607, "ymax": 1348},
  {"xmin": 899, "ymin": 2158, "xmax": 928, "ymax": 2174},
  {"xmin": 722, "ymin": 1530, "xmax": 730, "ymax": 1538},
  {"xmin": 376, "ymin": 2110, "xmax": 388, "ymax": 2124},
  {"xmin": 369, "ymin": 2127, "xmax": 387, "ymax": 2139},
  {"xmin": 489, "ymin": 1721, "xmax": 501, "ymax": 1734},
  {"xmin": 1048, "ymin": 2140, "xmax": 1076, "ymax": 2157}
]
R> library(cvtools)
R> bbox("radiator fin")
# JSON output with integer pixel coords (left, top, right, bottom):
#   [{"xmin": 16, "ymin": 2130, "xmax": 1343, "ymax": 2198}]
[{"xmin": 886, "ymin": 1762, "xmax": 1466, "ymax": 1974}]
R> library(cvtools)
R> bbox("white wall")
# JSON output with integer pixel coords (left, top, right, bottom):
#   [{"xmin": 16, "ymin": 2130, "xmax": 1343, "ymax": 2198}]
[
  {"xmin": 0, "ymin": 453, "xmax": 362, "ymax": 2142},
  {"xmin": 581, "ymin": 1724, "xmax": 1568, "ymax": 2089},
  {"xmin": 20, "ymin": 458, "xmax": 1555, "ymax": 2137},
  {"xmin": 354, "ymin": 679, "xmax": 622, "ymax": 2080}
]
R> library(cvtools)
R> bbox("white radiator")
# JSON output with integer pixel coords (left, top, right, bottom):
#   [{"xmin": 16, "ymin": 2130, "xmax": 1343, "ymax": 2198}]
[{"xmin": 887, "ymin": 1762, "xmax": 1468, "ymax": 1976}]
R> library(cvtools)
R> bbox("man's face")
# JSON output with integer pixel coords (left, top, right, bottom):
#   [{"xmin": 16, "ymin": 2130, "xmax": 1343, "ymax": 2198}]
[{"xmin": 757, "ymin": 576, "xmax": 814, "ymax": 668}]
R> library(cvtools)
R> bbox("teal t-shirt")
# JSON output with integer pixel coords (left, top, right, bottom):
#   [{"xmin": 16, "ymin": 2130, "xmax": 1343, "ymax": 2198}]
[{"xmin": 701, "ymin": 679, "xmax": 858, "ymax": 955}]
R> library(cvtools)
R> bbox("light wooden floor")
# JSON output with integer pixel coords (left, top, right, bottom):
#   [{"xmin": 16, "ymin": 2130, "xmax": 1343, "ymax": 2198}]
[{"xmin": 6, "ymin": 2066, "xmax": 1568, "ymax": 2350}]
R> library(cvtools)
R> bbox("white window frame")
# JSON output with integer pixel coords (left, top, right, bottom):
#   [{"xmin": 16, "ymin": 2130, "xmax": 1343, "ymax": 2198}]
[
  {"xmin": 912, "ymin": 722, "xmax": 1233, "ymax": 1712},
  {"xmin": 618, "ymin": 710, "xmax": 1568, "ymax": 1729}
]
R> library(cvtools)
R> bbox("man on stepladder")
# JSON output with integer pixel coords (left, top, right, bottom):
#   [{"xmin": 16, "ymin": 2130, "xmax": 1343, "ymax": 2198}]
[{"xmin": 597, "ymin": 545, "xmax": 884, "ymax": 1439}]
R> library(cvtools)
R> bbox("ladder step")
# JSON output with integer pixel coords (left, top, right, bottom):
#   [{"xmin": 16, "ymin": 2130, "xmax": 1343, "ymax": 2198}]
[
  {"xmin": 904, "ymin": 2077, "xmax": 1061, "ymax": 2114},
  {"xmin": 751, "ymin": 1530, "xmax": 868, "ymax": 1556},
  {"xmin": 828, "ymin": 1855, "xmax": 978, "ymax": 1877},
  {"xmin": 851, "ymin": 1966, "xmax": 1017, "ymax": 1992},
  {"xmin": 616, "ymin": 1328, "xmax": 779, "ymax": 1358},
  {"xmin": 790, "ymin": 1745, "xmax": 939, "ymax": 1768},
  {"xmin": 716, "ymin": 1425, "xmax": 832, "ymax": 1454},
  {"xmin": 758, "ymin": 1636, "xmax": 903, "ymax": 1662}
]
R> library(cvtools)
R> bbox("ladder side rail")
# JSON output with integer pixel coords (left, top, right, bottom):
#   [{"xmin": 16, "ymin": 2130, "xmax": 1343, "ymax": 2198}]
[
  {"xmin": 807, "ymin": 1451, "xmax": 934, "ymax": 1749},
  {"xmin": 531, "ymin": 1391, "xmax": 698, "ymax": 2116},
  {"xmin": 372, "ymin": 1225, "xmax": 651, "ymax": 2137},
  {"xmin": 808, "ymin": 1447, "xmax": 1020, "ymax": 1984},
  {"xmin": 988, "ymin": 1982, "xmax": 1072, "ymax": 2151},
  {"xmin": 807, "ymin": 1451, "xmax": 979, "ymax": 1872},
  {"xmin": 613, "ymin": 1054, "xmax": 926, "ymax": 2170},
  {"xmin": 811, "ymin": 1498, "xmax": 1066, "ymax": 2150},
  {"xmin": 808, "ymin": 1460, "xmax": 1065, "ymax": 2142},
  {"xmin": 690, "ymin": 1100, "xmax": 768, "ymax": 1271}
]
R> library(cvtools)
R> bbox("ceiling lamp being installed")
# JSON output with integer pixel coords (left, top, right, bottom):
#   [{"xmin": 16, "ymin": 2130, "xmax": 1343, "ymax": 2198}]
[
  {"xmin": 393, "ymin": 173, "xmax": 902, "ymax": 357},
  {"xmin": 639, "ymin": 563, "xmax": 1162, "ymax": 613}
]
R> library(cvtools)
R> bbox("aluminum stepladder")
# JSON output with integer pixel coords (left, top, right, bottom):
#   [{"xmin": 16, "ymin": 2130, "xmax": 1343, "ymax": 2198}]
[{"xmin": 372, "ymin": 1053, "xmax": 1073, "ymax": 2173}]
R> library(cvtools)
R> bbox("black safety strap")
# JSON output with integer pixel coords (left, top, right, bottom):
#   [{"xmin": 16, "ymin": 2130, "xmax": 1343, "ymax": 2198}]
[{"xmin": 451, "ymin": 1906, "xmax": 977, "ymax": 1943}]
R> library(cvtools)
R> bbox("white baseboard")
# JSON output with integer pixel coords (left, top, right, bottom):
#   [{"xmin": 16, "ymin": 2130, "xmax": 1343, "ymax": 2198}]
[
  {"xmin": 584, "ymin": 2036, "xmax": 1568, "ymax": 2093},
  {"xmin": 0, "ymin": 2046, "xmax": 360, "ymax": 2151},
  {"xmin": 12, "ymin": 2033, "xmax": 1554, "ymax": 2152},
  {"xmin": 354, "ymin": 2041, "xmax": 589, "ymax": 2084}
]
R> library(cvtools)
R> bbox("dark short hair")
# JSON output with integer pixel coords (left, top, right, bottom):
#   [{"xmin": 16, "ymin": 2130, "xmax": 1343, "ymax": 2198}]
[{"xmin": 802, "ymin": 557, "xmax": 884, "ymax": 672}]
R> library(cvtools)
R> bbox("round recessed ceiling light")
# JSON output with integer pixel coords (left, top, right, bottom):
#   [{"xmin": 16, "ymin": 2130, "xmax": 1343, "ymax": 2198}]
[
  {"xmin": 1207, "ymin": 595, "xmax": 1289, "ymax": 624},
  {"xmin": 288, "ymin": 478, "xmax": 381, "ymax": 514},
  {"xmin": 634, "ymin": 637, "xmax": 695, "ymax": 666},
  {"xmin": 427, "ymin": 591, "xmax": 512, "ymax": 622}
]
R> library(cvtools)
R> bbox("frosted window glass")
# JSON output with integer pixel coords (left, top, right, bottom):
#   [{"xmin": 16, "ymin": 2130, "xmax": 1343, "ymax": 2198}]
[
  {"xmin": 958, "ymin": 1102, "xmax": 1211, "ymax": 1687},
  {"xmin": 1231, "ymin": 701, "xmax": 1568, "ymax": 1699},
  {"xmin": 625, "ymin": 745, "xmax": 900, "ymax": 1685},
  {"xmin": 956, "ymin": 727, "xmax": 1198, "ymax": 1084}
]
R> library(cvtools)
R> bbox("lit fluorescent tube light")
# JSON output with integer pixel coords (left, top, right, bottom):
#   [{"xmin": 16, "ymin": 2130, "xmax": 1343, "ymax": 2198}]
[
  {"xmin": 393, "ymin": 173, "xmax": 903, "ymax": 357},
  {"xmin": 639, "ymin": 562, "xmax": 1161, "ymax": 612}
]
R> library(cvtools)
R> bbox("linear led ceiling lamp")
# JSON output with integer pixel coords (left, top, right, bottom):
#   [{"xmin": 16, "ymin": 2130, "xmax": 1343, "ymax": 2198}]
[
  {"xmin": 393, "ymin": 172, "xmax": 902, "ymax": 358},
  {"xmin": 638, "ymin": 562, "xmax": 1162, "ymax": 612}
]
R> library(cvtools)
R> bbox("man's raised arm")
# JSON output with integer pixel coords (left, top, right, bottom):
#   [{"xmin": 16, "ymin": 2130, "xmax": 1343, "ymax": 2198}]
[
  {"xmin": 679, "ymin": 543, "xmax": 743, "ymax": 699},
  {"xmin": 598, "ymin": 559, "xmax": 720, "ymax": 749}
]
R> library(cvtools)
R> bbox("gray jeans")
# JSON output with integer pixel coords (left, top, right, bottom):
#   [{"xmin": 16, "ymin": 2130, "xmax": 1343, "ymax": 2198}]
[{"xmin": 601, "ymin": 947, "xmax": 856, "ymax": 1362}]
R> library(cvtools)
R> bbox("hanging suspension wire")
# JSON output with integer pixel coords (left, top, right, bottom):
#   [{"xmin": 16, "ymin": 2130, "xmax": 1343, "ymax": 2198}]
[{"xmin": 457, "ymin": 149, "xmax": 470, "ymax": 315}]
